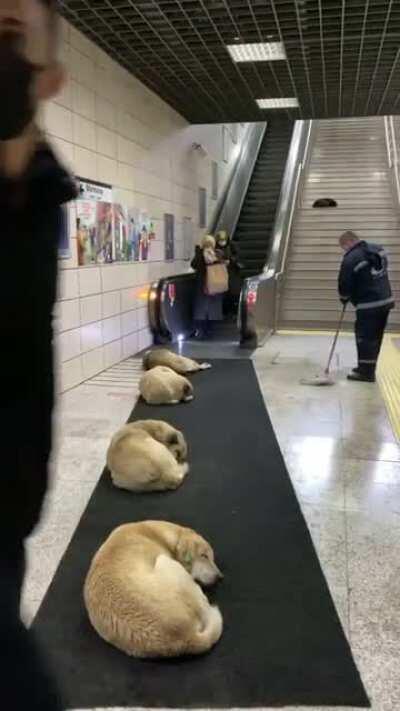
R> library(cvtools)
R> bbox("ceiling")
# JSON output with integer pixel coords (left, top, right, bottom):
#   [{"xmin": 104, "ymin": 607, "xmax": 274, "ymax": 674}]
[{"xmin": 59, "ymin": 1, "xmax": 400, "ymax": 124}]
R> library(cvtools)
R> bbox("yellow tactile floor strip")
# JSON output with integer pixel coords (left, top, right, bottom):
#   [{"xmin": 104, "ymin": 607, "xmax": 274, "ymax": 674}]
[{"xmin": 377, "ymin": 334, "xmax": 400, "ymax": 443}]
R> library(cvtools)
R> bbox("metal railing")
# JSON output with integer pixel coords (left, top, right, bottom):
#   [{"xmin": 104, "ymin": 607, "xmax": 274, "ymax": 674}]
[
  {"xmin": 384, "ymin": 115, "xmax": 400, "ymax": 211},
  {"xmin": 239, "ymin": 119, "xmax": 313, "ymax": 346},
  {"xmin": 210, "ymin": 122, "xmax": 266, "ymax": 237}
]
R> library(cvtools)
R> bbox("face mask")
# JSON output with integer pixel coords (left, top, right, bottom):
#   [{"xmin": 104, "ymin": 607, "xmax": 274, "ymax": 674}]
[{"xmin": 0, "ymin": 34, "xmax": 39, "ymax": 141}]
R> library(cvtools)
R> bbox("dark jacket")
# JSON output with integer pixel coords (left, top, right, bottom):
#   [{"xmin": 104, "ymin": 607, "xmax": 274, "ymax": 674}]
[
  {"xmin": 338, "ymin": 240, "xmax": 394, "ymax": 311},
  {"xmin": 2, "ymin": 143, "xmax": 77, "ymax": 541}
]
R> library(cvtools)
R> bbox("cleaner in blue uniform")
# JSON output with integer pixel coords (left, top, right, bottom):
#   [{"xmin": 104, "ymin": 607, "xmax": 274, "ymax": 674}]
[{"xmin": 338, "ymin": 231, "xmax": 394, "ymax": 382}]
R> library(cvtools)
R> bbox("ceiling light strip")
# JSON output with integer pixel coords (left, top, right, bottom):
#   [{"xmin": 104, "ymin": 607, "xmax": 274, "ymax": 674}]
[
  {"xmin": 175, "ymin": 0, "xmax": 249, "ymax": 115},
  {"xmin": 318, "ymin": 0, "xmax": 328, "ymax": 116},
  {"xmin": 364, "ymin": 0, "xmax": 395, "ymax": 115},
  {"xmin": 244, "ymin": 0, "xmax": 292, "ymax": 121},
  {"xmin": 269, "ymin": 0, "xmax": 303, "ymax": 119},
  {"xmin": 350, "ymin": 0, "xmax": 370, "ymax": 116}
]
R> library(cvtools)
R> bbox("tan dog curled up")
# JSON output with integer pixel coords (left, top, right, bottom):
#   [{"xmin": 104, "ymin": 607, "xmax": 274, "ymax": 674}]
[
  {"xmin": 84, "ymin": 521, "xmax": 223, "ymax": 658},
  {"xmin": 143, "ymin": 348, "xmax": 211, "ymax": 374},
  {"xmin": 139, "ymin": 366, "xmax": 193, "ymax": 405},
  {"xmin": 107, "ymin": 420, "xmax": 188, "ymax": 492}
]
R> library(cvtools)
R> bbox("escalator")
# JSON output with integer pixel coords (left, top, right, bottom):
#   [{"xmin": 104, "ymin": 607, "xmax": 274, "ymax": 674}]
[
  {"xmin": 234, "ymin": 119, "xmax": 294, "ymax": 280},
  {"xmin": 149, "ymin": 119, "xmax": 298, "ymax": 352}
]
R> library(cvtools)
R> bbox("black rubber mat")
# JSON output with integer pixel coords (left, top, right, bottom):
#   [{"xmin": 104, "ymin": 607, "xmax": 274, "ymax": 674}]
[{"xmin": 33, "ymin": 359, "xmax": 369, "ymax": 708}]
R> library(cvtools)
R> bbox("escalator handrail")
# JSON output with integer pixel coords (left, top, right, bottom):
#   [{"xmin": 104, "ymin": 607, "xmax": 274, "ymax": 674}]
[
  {"xmin": 210, "ymin": 122, "xmax": 267, "ymax": 237},
  {"xmin": 238, "ymin": 120, "xmax": 313, "ymax": 343}
]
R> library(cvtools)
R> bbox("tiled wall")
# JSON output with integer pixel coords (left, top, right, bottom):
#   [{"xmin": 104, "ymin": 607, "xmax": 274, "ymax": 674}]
[{"xmin": 44, "ymin": 20, "xmax": 247, "ymax": 393}]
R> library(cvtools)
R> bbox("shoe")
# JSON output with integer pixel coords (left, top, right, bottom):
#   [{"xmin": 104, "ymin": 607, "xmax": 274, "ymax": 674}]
[
  {"xmin": 347, "ymin": 372, "xmax": 375, "ymax": 383},
  {"xmin": 352, "ymin": 367, "xmax": 360, "ymax": 374}
]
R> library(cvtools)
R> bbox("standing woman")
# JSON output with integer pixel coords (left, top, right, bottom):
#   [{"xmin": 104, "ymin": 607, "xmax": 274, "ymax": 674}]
[
  {"xmin": 215, "ymin": 230, "xmax": 242, "ymax": 317},
  {"xmin": 191, "ymin": 235, "xmax": 224, "ymax": 338}
]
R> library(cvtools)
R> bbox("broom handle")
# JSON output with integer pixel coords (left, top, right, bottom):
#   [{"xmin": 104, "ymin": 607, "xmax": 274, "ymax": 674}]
[{"xmin": 325, "ymin": 304, "xmax": 347, "ymax": 374}]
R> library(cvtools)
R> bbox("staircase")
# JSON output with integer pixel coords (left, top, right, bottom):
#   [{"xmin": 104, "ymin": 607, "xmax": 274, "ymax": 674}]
[
  {"xmin": 233, "ymin": 119, "xmax": 293, "ymax": 279},
  {"xmin": 279, "ymin": 117, "xmax": 400, "ymax": 330}
]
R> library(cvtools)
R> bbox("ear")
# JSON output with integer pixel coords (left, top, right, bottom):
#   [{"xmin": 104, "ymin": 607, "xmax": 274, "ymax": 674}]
[
  {"xmin": 168, "ymin": 433, "xmax": 178, "ymax": 446},
  {"xmin": 35, "ymin": 62, "xmax": 67, "ymax": 101},
  {"xmin": 176, "ymin": 531, "xmax": 195, "ymax": 570}
]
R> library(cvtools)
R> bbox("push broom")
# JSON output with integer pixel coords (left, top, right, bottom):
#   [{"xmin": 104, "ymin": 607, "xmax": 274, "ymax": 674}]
[{"xmin": 300, "ymin": 303, "xmax": 347, "ymax": 386}]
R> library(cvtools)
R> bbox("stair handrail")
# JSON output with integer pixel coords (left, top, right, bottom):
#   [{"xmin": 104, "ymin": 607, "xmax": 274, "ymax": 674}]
[
  {"xmin": 209, "ymin": 122, "xmax": 267, "ymax": 237},
  {"xmin": 384, "ymin": 116, "xmax": 400, "ymax": 211},
  {"xmin": 272, "ymin": 120, "xmax": 312, "ymax": 280}
]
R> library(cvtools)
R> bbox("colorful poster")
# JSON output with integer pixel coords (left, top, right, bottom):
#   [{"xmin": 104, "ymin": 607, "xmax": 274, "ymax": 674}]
[
  {"xmin": 164, "ymin": 213, "xmax": 175, "ymax": 261},
  {"xmin": 76, "ymin": 179, "xmax": 114, "ymax": 266},
  {"xmin": 114, "ymin": 203, "xmax": 129, "ymax": 261},
  {"xmin": 77, "ymin": 200, "xmax": 97, "ymax": 266},
  {"xmin": 96, "ymin": 201, "xmax": 113, "ymax": 263},
  {"xmin": 58, "ymin": 205, "xmax": 70, "ymax": 259},
  {"xmin": 128, "ymin": 207, "xmax": 141, "ymax": 262}
]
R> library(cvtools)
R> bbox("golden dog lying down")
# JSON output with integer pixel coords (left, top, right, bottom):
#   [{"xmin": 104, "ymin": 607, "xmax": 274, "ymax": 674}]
[
  {"xmin": 143, "ymin": 348, "xmax": 211, "ymax": 374},
  {"xmin": 84, "ymin": 521, "xmax": 223, "ymax": 658},
  {"xmin": 139, "ymin": 366, "xmax": 193, "ymax": 405},
  {"xmin": 107, "ymin": 420, "xmax": 188, "ymax": 492}
]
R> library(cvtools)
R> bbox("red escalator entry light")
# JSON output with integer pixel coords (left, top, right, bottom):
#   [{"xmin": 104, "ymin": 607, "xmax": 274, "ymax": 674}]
[{"xmin": 247, "ymin": 290, "xmax": 257, "ymax": 307}]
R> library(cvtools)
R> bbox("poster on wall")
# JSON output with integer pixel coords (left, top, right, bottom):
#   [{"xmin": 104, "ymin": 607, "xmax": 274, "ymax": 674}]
[
  {"xmin": 183, "ymin": 216, "xmax": 194, "ymax": 261},
  {"xmin": 58, "ymin": 205, "xmax": 70, "ymax": 259},
  {"xmin": 127, "ymin": 208, "xmax": 156, "ymax": 262},
  {"xmin": 114, "ymin": 203, "xmax": 129, "ymax": 261},
  {"xmin": 76, "ymin": 178, "xmax": 114, "ymax": 266},
  {"xmin": 164, "ymin": 213, "xmax": 175, "ymax": 261}
]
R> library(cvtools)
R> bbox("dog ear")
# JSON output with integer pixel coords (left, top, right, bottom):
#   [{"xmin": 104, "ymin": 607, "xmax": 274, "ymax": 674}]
[
  {"xmin": 168, "ymin": 433, "xmax": 178, "ymax": 445},
  {"xmin": 176, "ymin": 530, "xmax": 195, "ymax": 570}
]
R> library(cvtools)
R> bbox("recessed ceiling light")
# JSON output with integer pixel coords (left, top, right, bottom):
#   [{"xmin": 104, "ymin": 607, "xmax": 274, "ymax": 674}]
[
  {"xmin": 256, "ymin": 97, "xmax": 299, "ymax": 109},
  {"xmin": 227, "ymin": 42, "xmax": 286, "ymax": 63}
]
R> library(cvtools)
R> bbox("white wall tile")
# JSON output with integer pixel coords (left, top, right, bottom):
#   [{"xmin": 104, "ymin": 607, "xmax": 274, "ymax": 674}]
[
  {"xmin": 57, "ymin": 328, "xmax": 81, "ymax": 363},
  {"xmin": 73, "ymin": 114, "xmax": 96, "ymax": 151},
  {"xmin": 43, "ymin": 102, "xmax": 73, "ymax": 142},
  {"xmin": 121, "ymin": 309, "xmax": 138, "ymax": 336},
  {"xmin": 138, "ymin": 328, "xmax": 153, "ymax": 352},
  {"xmin": 58, "ymin": 270, "xmax": 79, "ymax": 301},
  {"xmin": 78, "ymin": 268, "xmax": 101, "ymax": 297},
  {"xmin": 104, "ymin": 339, "xmax": 122, "ymax": 369},
  {"xmin": 59, "ymin": 299, "xmax": 80, "ymax": 331},
  {"xmin": 96, "ymin": 126, "xmax": 117, "ymax": 158},
  {"xmin": 122, "ymin": 332, "xmax": 139, "ymax": 358},
  {"xmin": 73, "ymin": 146, "xmax": 97, "ymax": 180},
  {"xmin": 80, "ymin": 322, "xmax": 103, "ymax": 353},
  {"xmin": 101, "ymin": 265, "xmax": 124, "ymax": 293},
  {"xmin": 102, "ymin": 291, "xmax": 121, "ymax": 319},
  {"xmin": 95, "ymin": 95, "xmax": 116, "ymax": 131},
  {"xmin": 121, "ymin": 287, "xmax": 138, "ymax": 312},
  {"xmin": 71, "ymin": 82, "xmax": 95, "ymax": 121},
  {"xmin": 82, "ymin": 347, "xmax": 104, "ymax": 380},
  {"xmin": 97, "ymin": 155, "xmax": 118, "ymax": 185},
  {"xmin": 102, "ymin": 316, "xmax": 121, "ymax": 344},
  {"xmin": 80, "ymin": 295, "xmax": 102, "ymax": 325},
  {"xmin": 59, "ymin": 356, "xmax": 83, "ymax": 393}
]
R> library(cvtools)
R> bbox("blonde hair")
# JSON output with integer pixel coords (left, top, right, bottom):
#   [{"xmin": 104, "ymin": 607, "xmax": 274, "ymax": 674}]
[
  {"xmin": 201, "ymin": 234, "xmax": 216, "ymax": 250},
  {"xmin": 216, "ymin": 230, "xmax": 228, "ymax": 243}
]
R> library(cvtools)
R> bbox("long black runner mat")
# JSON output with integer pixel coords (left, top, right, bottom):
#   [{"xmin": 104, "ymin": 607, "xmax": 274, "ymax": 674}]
[{"xmin": 33, "ymin": 359, "xmax": 369, "ymax": 708}]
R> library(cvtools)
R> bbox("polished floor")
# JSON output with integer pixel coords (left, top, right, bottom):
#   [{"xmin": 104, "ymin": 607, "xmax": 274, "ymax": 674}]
[{"xmin": 23, "ymin": 333, "xmax": 400, "ymax": 711}]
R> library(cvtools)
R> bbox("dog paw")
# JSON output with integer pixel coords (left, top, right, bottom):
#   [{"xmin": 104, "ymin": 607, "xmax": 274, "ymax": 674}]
[
  {"xmin": 200, "ymin": 362, "xmax": 212, "ymax": 370},
  {"xmin": 183, "ymin": 395, "xmax": 194, "ymax": 402}
]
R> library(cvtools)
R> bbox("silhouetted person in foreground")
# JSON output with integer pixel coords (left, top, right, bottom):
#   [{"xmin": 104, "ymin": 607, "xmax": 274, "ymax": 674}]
[{"xmin": 1, "ymin": 1, "xmax": 76, "ymax": 708}]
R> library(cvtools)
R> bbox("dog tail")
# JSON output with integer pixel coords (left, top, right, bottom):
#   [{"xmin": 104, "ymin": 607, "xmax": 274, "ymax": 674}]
[{"xmin": 188, "ymin": 605, "xmax": 223, "ymax": 655}]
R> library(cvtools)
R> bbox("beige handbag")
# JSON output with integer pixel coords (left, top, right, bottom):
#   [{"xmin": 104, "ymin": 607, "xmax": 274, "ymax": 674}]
[{"xmin": 205, "ymin": 262, "xmax": 229, "ymax": 295}]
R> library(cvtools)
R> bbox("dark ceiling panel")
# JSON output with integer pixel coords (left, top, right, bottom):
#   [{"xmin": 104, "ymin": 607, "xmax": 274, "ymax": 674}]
[{"xmin": 59, "ymin": 0, "xmax": 400, "ymax": 123}]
